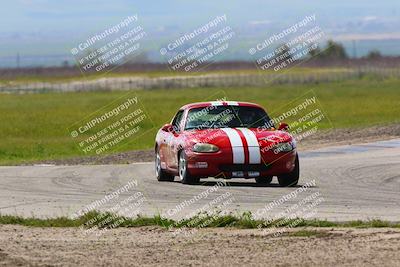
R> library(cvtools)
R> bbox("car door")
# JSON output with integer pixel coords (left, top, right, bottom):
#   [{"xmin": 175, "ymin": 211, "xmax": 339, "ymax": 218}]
[{"xmin": 166, "ymin": 110, "xmax": 185, "ymax": 169}]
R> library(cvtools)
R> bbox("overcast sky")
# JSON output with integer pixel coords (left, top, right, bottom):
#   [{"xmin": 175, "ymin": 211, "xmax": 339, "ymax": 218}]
[
  {"xmin": 0, "ymin": 0, "xmax": 399, "ymax": 64},
  {"xmin": 2, "ymin": 0, "xmax": 399, "ymax": 33}
]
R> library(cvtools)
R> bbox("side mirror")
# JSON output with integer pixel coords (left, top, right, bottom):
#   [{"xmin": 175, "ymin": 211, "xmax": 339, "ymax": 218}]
[
  {"xmin": 161, "ymin": 123, "xmax": 174, "ymax": 132},
  {"xmin": 278, "ymin": 122, "xmax": 289, "ymax": 131}
]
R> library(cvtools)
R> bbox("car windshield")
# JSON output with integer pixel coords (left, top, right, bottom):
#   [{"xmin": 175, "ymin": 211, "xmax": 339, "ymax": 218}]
[{"xmin": 185, "ymin": 105, "xmax": 274, "ymax": 130}]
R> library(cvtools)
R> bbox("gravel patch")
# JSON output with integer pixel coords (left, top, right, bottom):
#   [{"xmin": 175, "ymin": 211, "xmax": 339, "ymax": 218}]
[{"xmin": 1, "ymin": 225, "xmax": 399, "ymax": 266}]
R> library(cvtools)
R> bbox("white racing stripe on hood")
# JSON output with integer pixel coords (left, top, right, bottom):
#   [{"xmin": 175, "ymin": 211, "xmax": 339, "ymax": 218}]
[
  {"xmin": 238, "ymin": 128, "xmax": 261, "ymax": 164},
  {"xmin": 221, "ymin": 128, "xmax": 245, "ymax": 164}
]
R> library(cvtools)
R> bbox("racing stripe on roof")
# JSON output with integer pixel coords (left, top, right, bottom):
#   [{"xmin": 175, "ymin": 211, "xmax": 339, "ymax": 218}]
[
  {"xmin": 210, "ymin": 101, "xmax": 224, "ymax": 106},
  {"xmin": 210, "ymin": 101, "xmax": 239, "ymax": 106}
]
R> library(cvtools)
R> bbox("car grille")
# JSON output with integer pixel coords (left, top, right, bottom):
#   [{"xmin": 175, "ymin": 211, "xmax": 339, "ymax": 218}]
[{"xmin": 219, "ymin": 164, "xmax": 271, "ymax": 172}]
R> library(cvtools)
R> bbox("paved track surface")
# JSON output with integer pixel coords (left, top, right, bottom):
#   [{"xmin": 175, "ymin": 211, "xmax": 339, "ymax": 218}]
[{"xmin": 0, "ymin": 139, "xmax": 399, "ymax": 221}]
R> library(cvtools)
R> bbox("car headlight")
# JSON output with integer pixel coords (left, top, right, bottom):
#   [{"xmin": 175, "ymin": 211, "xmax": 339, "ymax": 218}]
[
  {"xmin": 273, "ymin": 141, "xmax": 295, "ymax": 153},
  {"xmin": 193, "ymin": 143, "xmax": 219, "ymax": 153}
]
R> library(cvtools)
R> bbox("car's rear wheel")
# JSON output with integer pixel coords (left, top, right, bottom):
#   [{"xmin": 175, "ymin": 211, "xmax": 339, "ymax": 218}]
[
  {"xmin": 277, "ymin": 153, "xmax": 299, "ymax": 187},
  {"xmin": 179, "ymin": 151, "xmax": 199, "ymax": 184},
  {"xmin": 255, "ymin": 176, "xmax": 273, "ymax": 185},
  {"xmin": 155, "ymin": 149, "xmax": 174, "ymax": 182}
]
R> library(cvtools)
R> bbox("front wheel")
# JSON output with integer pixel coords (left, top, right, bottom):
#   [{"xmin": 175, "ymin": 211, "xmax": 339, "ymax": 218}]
[
  {"xmin": 179, "ymin": 151, "xmax": 199, "ymax": 184},
  {"xmin": 155, "ymin": 149, "xmax": 174, "ymax": 182},
  {"xmin": 277, "ymin": 153, "xmax": 299, "ymax": 187}
]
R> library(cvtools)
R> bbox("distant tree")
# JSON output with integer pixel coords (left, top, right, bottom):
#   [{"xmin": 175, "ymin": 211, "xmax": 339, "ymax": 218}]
[
  {"xmin": 128, "ymin": 52, "xmax": 150, "ymax": 63},
  {"xmin": 365, "ymin": 49, "xmax": 382, "ymax": 59},
  {"xmin": 61, "ymin": 60, "xmax": 70, "ymax": 67},
  {"xmin": 308, "ymin": 44, "xmax": 321, "ymax": 58},
  {"xmin": 320, "ymin": 40, "xmax": 348, "ymax": 59}
]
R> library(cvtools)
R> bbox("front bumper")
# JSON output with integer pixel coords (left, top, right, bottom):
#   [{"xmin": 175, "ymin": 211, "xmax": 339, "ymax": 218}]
[{"xmin": 186, "ymin": 147, "xmax": 297, "ymax": 178}]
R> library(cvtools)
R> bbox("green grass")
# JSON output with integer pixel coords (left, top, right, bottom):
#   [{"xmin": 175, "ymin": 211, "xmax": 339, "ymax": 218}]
[
  {"xmin": 0, "ymin": 78, "xmax": 399, "ymax": 165},
  {"xmin": 0, "ymin": 211, "xmax": 399, "ymax": 229}
]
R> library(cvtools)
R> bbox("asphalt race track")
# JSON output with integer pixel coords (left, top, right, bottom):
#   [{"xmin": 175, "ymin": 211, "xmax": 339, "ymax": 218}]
[{"xmin": 0, "ymin": 139, "xmax": 399, "ymax": 221}]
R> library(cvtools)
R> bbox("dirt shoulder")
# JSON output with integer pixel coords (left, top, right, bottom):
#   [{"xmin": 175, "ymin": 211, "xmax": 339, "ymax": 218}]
[
  {"xmin": 24, "ymin": 123, "xmax": 400, "ymax": 166},
  {"xmin": 296, "ymin": 123, "xmax": 400, "ymax": 150},
  {"xmin": 1, "ymin": 225, "xmax": 399, "ymax": 266}
]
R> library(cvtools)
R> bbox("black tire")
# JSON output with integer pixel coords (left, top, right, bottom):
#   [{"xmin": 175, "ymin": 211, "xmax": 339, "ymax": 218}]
[
  {"xmin": 178, "ymin": 151, "xmax": 199, "ymax": 184},
  {"xmin": 155, "ymin": 148, "xmax": 174, "ymax": 182},
  {"xmin": 277, "ymin": 153, "xmax": 299, "ymax": 187},
  {"xmin": 255, "ymin": 176, "xmax": 273, "ymax": 185}
]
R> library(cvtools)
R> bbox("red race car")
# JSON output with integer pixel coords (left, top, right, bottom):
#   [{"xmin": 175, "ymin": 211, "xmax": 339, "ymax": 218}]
[{"xmin": 155, "ymin": 101, "xmax": 299, "ymax": 186}]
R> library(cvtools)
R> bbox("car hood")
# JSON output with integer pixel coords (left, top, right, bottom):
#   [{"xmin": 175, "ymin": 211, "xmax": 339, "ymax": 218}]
[{"xmin": 184, "ymin": 128, "xmax": 293, "ymax": 148}]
